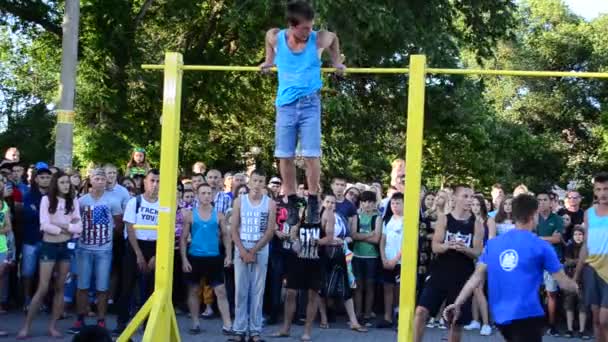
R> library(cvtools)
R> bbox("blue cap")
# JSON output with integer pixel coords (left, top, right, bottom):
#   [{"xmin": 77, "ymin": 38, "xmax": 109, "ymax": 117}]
[{"xmin": 35, "ymin": 162, "xmax": 49, "ymax": 170}]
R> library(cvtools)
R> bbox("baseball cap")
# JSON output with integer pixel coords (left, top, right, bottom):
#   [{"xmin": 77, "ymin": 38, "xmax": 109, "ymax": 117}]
[
  {"xmin": 35, "ymin": 162, "xmax": 50, "ymax": 171},
  {"xmin": 269, "ymin": 177, "xmax": 282, "ymax": 184}
]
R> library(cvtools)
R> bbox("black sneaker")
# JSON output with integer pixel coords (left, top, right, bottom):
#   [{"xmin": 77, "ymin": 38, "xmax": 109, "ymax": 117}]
[
  {"xmin": 306, "ymin": 195, "xmax": 320, "ymax": 224},
  {"xmin": 67, "ymin": 320, "xmax": 84, "ymax": 334},
  {"xmin": 222, "ymin": 327, "xmax": 235, "ymax": 336},
  {"xmin": 286, "ymin": 195, "xmax": 300, "ymax": 226},
  {"xmin": 377, "ymin": 319, "xmax": 393, "ymax": 329},
  {"xmin": 548, "ymin": 326, "xmax": 560, "ymax": 337},
  {"xmin": 564, "ymin": 330, "xmax": 573, "ymax": 338},
  {"xmin": 581, "ymin": 332, "xmax": 591, "ymax": 340}
]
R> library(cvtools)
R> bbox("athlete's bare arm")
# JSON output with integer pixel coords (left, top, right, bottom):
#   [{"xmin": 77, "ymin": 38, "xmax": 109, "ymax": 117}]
[
  {"xmin": 261, "ymin": 28, "xmax": 280, "ymax": 68},
  {"xmin": 317, "ymin": 30, "xmax": 344, "ymax": 67}
]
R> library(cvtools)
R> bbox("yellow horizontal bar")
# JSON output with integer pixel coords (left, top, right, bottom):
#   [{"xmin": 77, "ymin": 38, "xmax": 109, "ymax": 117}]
[
  {"xmin": 427, "ymin": 68, "xmax": 608, "ymax": 78},
  {"xmin": 142, "ymin": 64, "xmax": 608, "ymax": 78},
  {"xmin": 142, "ymin": 64, "xmax": 409, "ymax": 74},
  {"xmin": 133, "ymin": 224, "xmax": 158, "ymax": 230}
]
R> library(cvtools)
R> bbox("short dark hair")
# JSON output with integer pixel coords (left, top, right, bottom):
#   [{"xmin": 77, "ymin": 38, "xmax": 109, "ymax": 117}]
[
  {"xmin": 512, "ymin": 194, "xmax": 538, "ymax": 224},
  {"xmin": 536, "ymin": 190, "xmax": 551, "ymax": 198},
  {"xmin": 453, "ymin": 184, "xmax": 471, "ymax": 195},
  {"xmin": 192, "ymin": 173, "xmax": 205, "ymax": 179},
  {"xmin": 359, "ymin": 191, "xmax": 376, "ymax": 203},
  {"xmin": 183, "ymin": 188, "xmax": 194, "ymax": 194},
  {"xmin": 196, "ymin": 182, "xmax": 212, "ymax": 192},
  {"xmin": 594, "ymin": 172, "xmax": 608, "ymax": 184},
  {"xmin": 251, "ymin": 168, "xmax": 267, "ymax": 178},
  {"xmin": 146, "ymin": 168, "xmax": 160, "ymax": 177},
  {"xmin": 286, "ymin": 0, "xmax": 314, "ymax": 26},
  {"xmin": 332, "ymin": 176, "xmax": 347, "ymax": 184}
]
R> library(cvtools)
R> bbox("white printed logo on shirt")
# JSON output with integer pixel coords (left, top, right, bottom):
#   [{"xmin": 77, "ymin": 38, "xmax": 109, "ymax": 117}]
[{"xmin": 499, "ymin": 249, "xmax": 519, "ymax": 272}]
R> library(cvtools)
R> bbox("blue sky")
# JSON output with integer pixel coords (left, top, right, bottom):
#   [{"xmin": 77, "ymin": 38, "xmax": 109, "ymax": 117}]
[{"xmin": 563, "ymin": 0, "xmax": 608, "ymax": 20}]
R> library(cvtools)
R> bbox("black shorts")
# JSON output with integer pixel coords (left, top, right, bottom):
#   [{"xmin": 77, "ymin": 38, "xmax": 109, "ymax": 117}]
[
  {"xmin": 352, "ymin": 257, "xmax": 379, "ymax": 282},
  {"xmin": 112, "ymin": 235, "xmax": 125, "ymax": 269},
  {"xmin": 417, "ymin": 273, "xmax": 472, "ymax": 326},
  {"xmin": 497, "ymin": 316, "xmax": 545, "ymax": 342},
  {"xmin": 185, "ymin": 255, "xmax": 224, "ymax": 287},
  {"xmin": 383, "ymin": 264, "xmax": 401, "ymax": 285},
  {"xmin": 287, "ymin": 257, "xmax": 322, "ymax": 291},
  {"xmin": 39, "ymin": 241, "xmax": 73, "ymax": 262},
  {"xmin": 583, "ymin": 265, "xmax": 608, "ymax": 308}
]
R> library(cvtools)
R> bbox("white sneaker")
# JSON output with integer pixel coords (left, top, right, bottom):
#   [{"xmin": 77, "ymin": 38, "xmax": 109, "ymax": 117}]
[
  {"xmin": 480, "ymin": 324, "xmax": 492, "ymax": 336},
  {"xmin": 464, "ymin": 320, "xmax": 481, "ymax": 331},
  {"xmin": 426, "ymin": 318, "xmax": 437, "ymax": 328},
  {"xmin": 438, "ymin": 318, "xmax": 448, "ymax": 330}
]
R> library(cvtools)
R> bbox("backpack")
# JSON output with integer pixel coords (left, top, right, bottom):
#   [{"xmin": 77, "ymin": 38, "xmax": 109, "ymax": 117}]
[
  {"xmin": 135, "ymin": 195, "xmax": 142, "ymax": 216},
  {"xmin": 357, "ymin": 214, "xmax": 378, "ymax": 234}
]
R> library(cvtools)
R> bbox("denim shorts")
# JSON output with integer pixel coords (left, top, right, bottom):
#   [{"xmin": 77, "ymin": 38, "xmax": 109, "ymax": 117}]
[
  {"xmin": 275, "ymin": 92, "xmax": 321, "ymax": 158},
  {"xmin": 21, "ymin": 243, "xmax": 41, "ymax": 277},
  {"xmin": 39, "ymin": 241, "xmax": 74, "ymax": 263},
  {"xmin": 76, "ymin": 248, "xmax": 113, "ymax": 291}
]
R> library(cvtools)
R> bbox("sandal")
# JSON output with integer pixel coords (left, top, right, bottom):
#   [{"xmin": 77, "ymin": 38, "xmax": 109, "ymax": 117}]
[
  {"xmin": 351, "ymin": 325, "xmax": 368, "ymax": 333},
  {"xmin": 319, "ymin": 323, "xmax": 329, "ymax": 329},
  {"xmin": 188, "ymin": 326, "xmax": 202, "ymax": 335},
  {"xmin": 270, "ymin": 331, "xmax": 290, "ymax": 338}
]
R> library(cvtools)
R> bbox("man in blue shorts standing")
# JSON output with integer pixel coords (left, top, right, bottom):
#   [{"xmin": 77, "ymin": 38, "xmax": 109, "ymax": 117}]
[
  {"xmin": 261, "ymin": 0, "xmax": 345, "ymax": 225},
  {"xmin": 444, "ymin": 194, "xmax": 578, "ymax": 342}
]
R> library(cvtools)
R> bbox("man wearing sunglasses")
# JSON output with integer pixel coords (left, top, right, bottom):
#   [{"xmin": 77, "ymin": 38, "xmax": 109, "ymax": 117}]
[
  {"xmin": 558, "ymin": 190, "xmax": 585, "ymax": 243},
  {"xmin": 261, "ymin": 0, "xmax": 345, "ymax": 227}
]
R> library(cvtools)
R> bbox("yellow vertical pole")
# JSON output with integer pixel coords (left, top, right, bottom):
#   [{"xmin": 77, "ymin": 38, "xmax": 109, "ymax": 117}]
[
  {"xmin": 397, "ymin": 54, "xmax": 426, "ymax": 342},
  {"xmin": 143, "ymin": 52, "xmax": 183, "ymax": 342}
]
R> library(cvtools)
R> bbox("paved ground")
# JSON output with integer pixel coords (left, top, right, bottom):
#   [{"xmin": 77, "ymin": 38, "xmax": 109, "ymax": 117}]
[{"xmin": 0, "ymin": 312, "xmax": 582, "ymax": 341}]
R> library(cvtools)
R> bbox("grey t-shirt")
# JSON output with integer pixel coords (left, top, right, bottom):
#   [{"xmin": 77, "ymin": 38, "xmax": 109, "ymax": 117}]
[
  {"xmin": 79, "ymin": 192, "xmax": 122, "ymax": 251},
  {"xmin": 106, "ymin": 184, "xmax": 131, "ymax": 211}
]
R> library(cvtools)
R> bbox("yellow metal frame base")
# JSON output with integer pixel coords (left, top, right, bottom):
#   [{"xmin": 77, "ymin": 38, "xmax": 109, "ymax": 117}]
[
  {"xmin": 118, "ymin": 52, "xmax": 183, "ymax": 342},
  {"xmin": 134, "ymin": 52, "xmax": 607, "ymax": 342}
]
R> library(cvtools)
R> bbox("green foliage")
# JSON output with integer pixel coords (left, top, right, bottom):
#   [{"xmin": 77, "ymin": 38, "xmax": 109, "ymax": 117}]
[{"xmin": 1, "ymin": 0, "xmax": 606, "ymax": 195}]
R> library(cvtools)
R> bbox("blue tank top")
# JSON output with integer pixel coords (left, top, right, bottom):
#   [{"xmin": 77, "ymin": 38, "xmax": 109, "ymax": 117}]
[
  {"xmin": 586, "ymin": 206, "xmax": 608, "ymax": 282},
  {"xmin": 188, "ymin": 208, "xmax": 220, "ymax": 257},
  {"xmin": 275, "ymin": 29, "xmax": 322, "ymax": 106}
]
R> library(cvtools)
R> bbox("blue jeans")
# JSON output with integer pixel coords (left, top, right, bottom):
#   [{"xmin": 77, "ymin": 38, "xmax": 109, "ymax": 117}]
[
  {"xmin": 233, "ymin": 247, "xmax": 269, "ymax": 337},
  {"xmin": 21, "ymin": 243, "xmax": 41, "ymax": 278},
  {"xmin": 275, "ymin": 92, "xmax": 321, "ymax": 158},
  {"xmin": 76, "ymin": 248, "xmax": 113, "ymax": 291}
]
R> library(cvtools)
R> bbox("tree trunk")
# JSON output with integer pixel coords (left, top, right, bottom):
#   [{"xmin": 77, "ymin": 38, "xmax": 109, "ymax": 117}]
[{"xmin": 53, "ymin": 0, "xmax": 80, "ymax": 169}]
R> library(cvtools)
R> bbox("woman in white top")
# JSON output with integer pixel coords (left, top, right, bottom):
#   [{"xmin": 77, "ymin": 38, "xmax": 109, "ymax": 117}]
[{"xmin": 488, "ymin": 196, "xmax": 515, "ymax": 238}]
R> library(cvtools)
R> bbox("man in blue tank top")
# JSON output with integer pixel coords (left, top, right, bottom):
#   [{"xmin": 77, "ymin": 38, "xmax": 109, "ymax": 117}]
[
  {"xmin": 261, "ymin": 0, "xmax": 345, "ymax": 227},
  {"xmin": 444, "ymin": 194, "xmax": 578, "ymax": 342},
  {"xmin": 180, "ymin": 183, "xmax": 233, "ymax": 335},
  {"xmin": 575, "ymin": 172, "xmax": 608, "ymax": 342}
]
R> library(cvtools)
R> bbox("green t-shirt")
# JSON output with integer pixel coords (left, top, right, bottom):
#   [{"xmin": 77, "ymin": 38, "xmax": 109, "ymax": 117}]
[
  {"xmin": 536, "ymin": 212, "xmax": 564, "ymax": 258},
  {"xmin": 0, "ymin": 202, "xmax": 8, "ymax": 253},
  {"xmin": 353, "ymin": 213, "xmax": 379, "ymax": 258}
]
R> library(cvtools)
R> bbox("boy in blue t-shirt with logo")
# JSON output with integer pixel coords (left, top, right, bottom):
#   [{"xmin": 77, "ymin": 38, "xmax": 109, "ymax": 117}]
[{"xmin": 444, "ymin": 194, "xmax": 578, "ymax": 342}]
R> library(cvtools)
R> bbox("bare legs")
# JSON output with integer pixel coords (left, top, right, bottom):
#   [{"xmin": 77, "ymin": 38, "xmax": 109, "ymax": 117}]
[
  {"xmin": 17, "ymin": 261, "xmax": 60, "ymax": 338},
  {"xmin": 279, "ymin": 158, "xmax": 320, "ymax": 196}
]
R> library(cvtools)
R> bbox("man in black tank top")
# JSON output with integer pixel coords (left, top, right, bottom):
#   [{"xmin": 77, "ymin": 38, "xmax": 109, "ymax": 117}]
[
  {"xmin": 272, "ymin": 208, "xmax": 325, "ymax": 342},
  {"xmin": 413, "ymin": 185, "xmax": 484, "ymax": 342}
]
